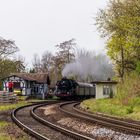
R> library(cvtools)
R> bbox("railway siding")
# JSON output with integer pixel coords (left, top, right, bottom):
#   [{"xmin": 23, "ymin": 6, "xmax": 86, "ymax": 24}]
[
  {"xmin": 59, "ymin": 102, "xmax": 140, "ymax": 136},
  {"xmin": 34, "ymin": 101, "xmax": 140, "ymax": 140}
]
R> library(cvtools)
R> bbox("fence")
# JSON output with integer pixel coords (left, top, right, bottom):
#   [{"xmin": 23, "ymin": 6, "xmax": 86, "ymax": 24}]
[{"xmin": 0, "ymin": 91, "xmax": 17, "ymax": 103}]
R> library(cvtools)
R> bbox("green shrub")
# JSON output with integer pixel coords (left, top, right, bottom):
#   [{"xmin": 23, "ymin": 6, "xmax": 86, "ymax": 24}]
[
  {"xmin": 126, "ymin": 106, "xmax": 133, "ymax": 114},
  {"xmin": 115, "ymin": 73, "xmax": 140, "ymax": 105},
  {"xmin": 136, "ymin": 61, "xmax": 140, "ymax": 74},
  {"xmin": 109, "ymin": 91, "xmax": 114, "ymax": 98}
]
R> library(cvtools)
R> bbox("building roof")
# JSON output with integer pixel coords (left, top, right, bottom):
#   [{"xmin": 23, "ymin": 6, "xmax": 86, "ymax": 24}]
[{"xmin": 7, "ymin": 73, "xmax": 49, "ymax": 83}]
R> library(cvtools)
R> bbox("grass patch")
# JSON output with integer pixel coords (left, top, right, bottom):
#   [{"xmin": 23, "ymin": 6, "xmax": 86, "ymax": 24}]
[
  {"xmin": 0, "ymin": 134, "xmax": 28, "ymax": 140},
  {"xmin": 0, "ymin": 101, "xmax": 29, "ymax": 111},
  {"xmin": 81, "ymin": 97, "xmax": 140, "ymax": 120},
  {"xmin": 0, "ymin": 97, "xmax": 56, "ymax": 111},
  {"xmin": 0, "ymin": 95, "xmax": 54, "ymax": 111},
  {"xmin": 0, "ymin": 121, "xmax": 11, "ymax": 140},
  {"xmin": 0, "ymin": 133, "xmax": 11, "ymax": 140},
  {"xmin": 0, "ymin": 121, "xmax": 8, "ymax": 129},
  {"xmin": 0, "ymin": 121, "xmax": 28, "ymax": 140}
]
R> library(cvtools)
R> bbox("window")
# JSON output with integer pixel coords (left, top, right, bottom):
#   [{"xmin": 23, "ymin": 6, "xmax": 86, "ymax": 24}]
[
  {"xmin": 103, "ymin": 85, "xmax": 113, "ymax": 95},
  {"xmin": 13, "ymin": 82, "xmax": 20, "ymax": 88}
]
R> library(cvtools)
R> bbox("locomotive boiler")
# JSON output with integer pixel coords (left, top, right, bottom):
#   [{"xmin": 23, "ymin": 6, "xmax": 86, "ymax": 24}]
[{"xmin": 55, "ymin": 77, "xmax": 95, "ymax": 99}]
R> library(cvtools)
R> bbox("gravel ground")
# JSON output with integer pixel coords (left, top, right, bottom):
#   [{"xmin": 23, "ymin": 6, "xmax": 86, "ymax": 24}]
[
  {"xmin": 16, "ymin": 105, "xmax": 73, "ymax": 140},
  {"xmin": 39, "ymin": 104, "xmax": 140, "ymax": 140}
]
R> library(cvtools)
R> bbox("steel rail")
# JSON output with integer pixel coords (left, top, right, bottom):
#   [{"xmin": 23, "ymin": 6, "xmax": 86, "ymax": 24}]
[
  {"xmin": 59, "ymin": 101, "xmax": 140, "ymax": 135},
  {"xmin": 73, "ymin": 103, "xmax": 140, "ymax": 130},
  {"xmin": 31, "ymin": 102, "xmax": 94, "ymax": 140},
  {"xmin": 11, "ymin": 101, "xmax": 58, "ymax": 140}
]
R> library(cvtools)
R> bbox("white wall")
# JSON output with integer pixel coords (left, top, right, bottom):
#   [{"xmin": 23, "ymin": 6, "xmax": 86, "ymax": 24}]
[{"xmin": 95, "ymin": 84, "xmax": 117, "ymax": 99}]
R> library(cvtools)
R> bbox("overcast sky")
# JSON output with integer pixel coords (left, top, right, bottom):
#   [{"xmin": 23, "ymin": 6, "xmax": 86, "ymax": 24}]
[{"xmin": 0, "ymin": 0, "xmax": 108, "ymax": 67}]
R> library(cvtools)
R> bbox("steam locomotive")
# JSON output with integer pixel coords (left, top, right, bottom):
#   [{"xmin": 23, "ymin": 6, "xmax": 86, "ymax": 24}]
[{"xmin": 55, "ymin": 77, "xmax": 95, "ymax": 98}]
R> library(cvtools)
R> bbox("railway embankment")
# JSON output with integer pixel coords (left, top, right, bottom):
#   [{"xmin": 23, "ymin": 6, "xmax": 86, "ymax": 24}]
[
  {"xmin": 80, "ymin": 74, "xmax": 140, "ymax": 121},
  {"xmin": 80, "ymin": 98, "xmax": 140, "ymax": 121}
]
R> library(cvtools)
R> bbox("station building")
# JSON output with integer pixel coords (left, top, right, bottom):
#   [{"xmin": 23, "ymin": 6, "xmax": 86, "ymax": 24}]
[
  {"xmin": 91, "ymin": 81, "xmax": 118, "ymax": 99},
  {"xmin": 2, "ymin": 73, "xmax": 50, "ymax": 99}
]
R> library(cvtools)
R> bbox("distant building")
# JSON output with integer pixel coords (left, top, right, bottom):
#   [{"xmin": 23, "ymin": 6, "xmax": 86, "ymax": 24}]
[
  {"xmin": 2, "ymin": 73, "xmax": 50, "ymax": 99},
  {"xmin": 91, "ymin": 81, "xmax": 118, "ymax": 99}
]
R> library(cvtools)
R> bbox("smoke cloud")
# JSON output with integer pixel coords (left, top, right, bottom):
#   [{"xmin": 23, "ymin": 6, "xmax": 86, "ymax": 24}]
[{"xmin": 62, "ymin": 50, "xmax": 114, "ymax": 81}]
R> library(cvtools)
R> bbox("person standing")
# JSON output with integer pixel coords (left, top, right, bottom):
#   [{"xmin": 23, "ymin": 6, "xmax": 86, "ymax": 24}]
[{"xmin": 8, "ymin": 81, "xmax": 13, "ymax": 92}]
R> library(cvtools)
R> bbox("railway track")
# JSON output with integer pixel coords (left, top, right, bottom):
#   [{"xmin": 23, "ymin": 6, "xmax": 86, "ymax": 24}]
[
  {"xmin": 31, "ymin": 102, "xmax": 94, "ymax": 140},
  {"xmin": 11, "ymin": 101, "xmax": 73, "ymax": 140},
  {"xmin": 11, "ymin": 100, "xmax": 94, "ymax": 140},
  {"xmin": 59, "ymin": 101, "xmax": 140, "ymax": 135}
]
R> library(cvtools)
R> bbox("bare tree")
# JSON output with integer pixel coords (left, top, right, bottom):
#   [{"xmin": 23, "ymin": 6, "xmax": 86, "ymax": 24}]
[
  {"xmin": 0, "ymin": 37, "xmax": 19, "ymax": 59},
  {"xmin": 55, "ymin": 38, "xmax": 76, "ymax": 63},
  {"xmin": 53, "ymin": 38, "xmax": 76, "ymax": 80},
  {"xmin": 41, "ymin": 51, "xmax": 53, "ymax": 73},
  {"xmin": 51, "ymin": 55, "xmax": 64, "ymax": 82},
  {"xmin": 14, "ymin": 55, "xmax": 26, "ymax": 72},
  {"xmin": 30, "ymin": 39, "xmax": 76, "ymax": 83},
  {"xmin": 32, "ymin": 54, "xmax": 41, "ymax": 73}
]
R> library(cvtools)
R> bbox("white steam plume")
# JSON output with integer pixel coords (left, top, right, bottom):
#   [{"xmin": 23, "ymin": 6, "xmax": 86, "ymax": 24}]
[{"xmin": 62, "ymin": 50, "xmax": 114, "ymax": 81}]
